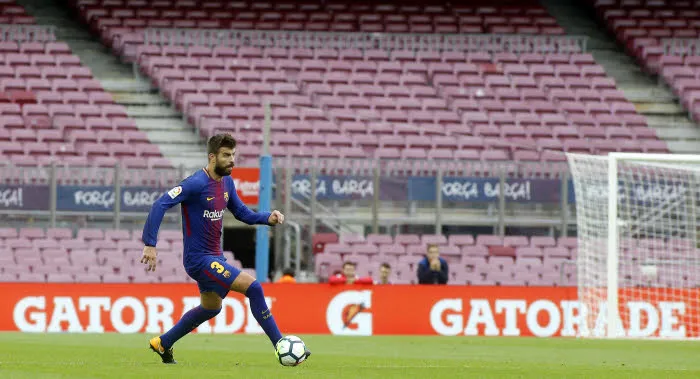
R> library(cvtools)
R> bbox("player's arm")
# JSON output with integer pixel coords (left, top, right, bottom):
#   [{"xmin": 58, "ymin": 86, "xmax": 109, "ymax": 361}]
[
  {"xmin": 416, "ymin": 261, "xmax": 432, "ymax": 284},
  {"xmin": 437, "ymin": 260, "xmax": 449, "ymax": 284},
  {"xmin": 140, "ymin": 180, "xmax": 193, "ymax": 271},
  {"xmin": 226, "ymin": 177, "xmax": 282, "ymax": 225},
  {"xmin": 142, "ymin": 180, "xmax": 193, "ymax": 246}
]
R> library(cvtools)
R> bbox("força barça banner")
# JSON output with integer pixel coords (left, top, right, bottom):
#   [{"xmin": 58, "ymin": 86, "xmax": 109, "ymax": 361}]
[
  {"xmin": 1, "ymin": 283, "xmax": 695, "ymax": 338},
  {"xmin": 1, "ymin": 174, "xmax": 690, "ymax": 212},
  {"xmin": 0, "ymin": 168, "xmax": 261, "ymax": 212},
  {"xmin": 289, "ymin": 175, "xmax": 693, "ymax": 204}
]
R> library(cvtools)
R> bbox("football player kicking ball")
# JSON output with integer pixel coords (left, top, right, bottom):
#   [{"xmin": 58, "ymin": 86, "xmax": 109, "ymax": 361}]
[{"xmin": 140, "ymin": 133, "xmax": 310, "ymax": 364}]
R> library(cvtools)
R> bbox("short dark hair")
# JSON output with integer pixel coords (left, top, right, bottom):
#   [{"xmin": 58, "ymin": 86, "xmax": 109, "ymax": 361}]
[
  {"xmin": 207, "ymin": 133, "xmax": 237, "ymax": 155},
  {"xmin": 426, "ymin": 244, "xmax": 439, "ymax": 251},
  {"xmin": 282, "ymin": 267, "xmax": 295, "ymax": 277},
  {"xmin": 343, "ymin": 261, "xmax": 356, "ymax": 268},
  {"xmin": 380, "ymin": 262, "xmax": 391, "ymax": 269}
]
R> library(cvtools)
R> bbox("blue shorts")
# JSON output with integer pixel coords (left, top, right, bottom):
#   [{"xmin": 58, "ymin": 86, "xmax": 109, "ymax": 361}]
[{"xmin": 184, "ymin": 255, "xmax": 241, "ymax": 298}]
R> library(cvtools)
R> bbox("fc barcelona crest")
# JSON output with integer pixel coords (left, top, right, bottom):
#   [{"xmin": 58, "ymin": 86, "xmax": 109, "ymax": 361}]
[{"xmin": 224, "ymin": 192, "xmax": 229, "ymax": 202}]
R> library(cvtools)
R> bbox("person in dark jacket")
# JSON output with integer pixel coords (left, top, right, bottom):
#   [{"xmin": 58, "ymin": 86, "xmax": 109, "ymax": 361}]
[{"xmin": 417, "ymin": 244, "xmax": 448, "ymax": 284}]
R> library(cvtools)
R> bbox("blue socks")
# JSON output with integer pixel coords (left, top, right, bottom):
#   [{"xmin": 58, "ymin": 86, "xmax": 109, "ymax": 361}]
[
  {"xmin": 246, "ymin": 280, "xmax": 283, "ymax": 347},
  {"xmin": 160, "ymin": 305, "xmax": 221, "ymax": 349},
  {"xmin": 159, "ymin": 281, "xmax": 282, "ymax": 349}
]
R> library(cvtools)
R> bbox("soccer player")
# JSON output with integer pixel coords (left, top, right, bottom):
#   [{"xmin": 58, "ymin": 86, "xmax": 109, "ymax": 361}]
[{"xmin": 140, "ymin": 133, "xmax": 310, "ymax": 364}]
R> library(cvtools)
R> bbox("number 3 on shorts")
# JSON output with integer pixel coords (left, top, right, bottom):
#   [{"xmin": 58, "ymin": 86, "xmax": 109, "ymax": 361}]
[{"xmin": 210, "ymin": 261, "xmax": 225, "ymax": 274}]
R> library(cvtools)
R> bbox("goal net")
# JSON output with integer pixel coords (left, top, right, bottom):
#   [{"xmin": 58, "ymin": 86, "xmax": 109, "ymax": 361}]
[{"xmin": 566, "ymin": 152, "xmax": 700, "ymax": 339}]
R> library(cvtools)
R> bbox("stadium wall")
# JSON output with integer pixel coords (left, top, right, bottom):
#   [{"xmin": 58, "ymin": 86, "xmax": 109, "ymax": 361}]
[{"xmin": 2, "ymin": 283, "xmax": 693, "ymax": 338}]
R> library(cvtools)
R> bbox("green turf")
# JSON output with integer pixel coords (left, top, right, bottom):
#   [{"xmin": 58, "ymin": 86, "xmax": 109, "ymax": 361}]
[{"xmin": 0, "ymin": 333, "xmax": 698, "ymax": 378}]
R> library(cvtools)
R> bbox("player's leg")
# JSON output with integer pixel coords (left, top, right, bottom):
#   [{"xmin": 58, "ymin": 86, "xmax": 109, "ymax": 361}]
[
  {"xmin": 157, "ymin": 292, "xmax": 222, "ymax": 349},
  {"xmin": 230, "ymin": 273, "xmax": 311, "ymax": 358},
  {"xmin": 149, "ymin": 259, "xmax": 225, "ymax": 363},
  {"xmin": 230, "ymin": 272, "xmax": 283, "ymax": 347}
]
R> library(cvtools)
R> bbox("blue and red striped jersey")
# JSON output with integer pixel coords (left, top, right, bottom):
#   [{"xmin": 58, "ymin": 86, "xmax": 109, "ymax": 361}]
[{"xmin": 142, "ymin": 168, "xmax": 270, "ymax": 259}]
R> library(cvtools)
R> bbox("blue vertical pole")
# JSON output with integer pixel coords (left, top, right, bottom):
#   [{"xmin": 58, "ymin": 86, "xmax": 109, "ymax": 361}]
[
  {"xmin": 255, "ymin": 102, "xmax": 272, "ymax": 282},
  {"xmin": 255, "ymin": 155, "xmax": 272, "ymax": 282}
]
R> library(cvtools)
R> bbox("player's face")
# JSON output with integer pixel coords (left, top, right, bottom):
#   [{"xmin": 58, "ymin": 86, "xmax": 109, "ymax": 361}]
[
  {"xmin": 379, "ymin": 266, "xmax": 390, "ymax": 279},
  {"xmin": 213, "ymin": 147, "xmax": 236, "ymax": 176},
  {"xmin": 427, "ymin": 246, "xmax": 439, "ymax": 261},
  {"xmin": 342, "ymin": 264, "xmax": 355, "ymax": 278}
]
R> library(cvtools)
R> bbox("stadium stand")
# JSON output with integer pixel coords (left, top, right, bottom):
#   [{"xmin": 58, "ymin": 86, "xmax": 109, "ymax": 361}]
[
  {"xmin": 0, "ymin": 0, "xmax": 696, "ymax": 286},
  {"xmin": 0, "ymin": 0, "xmax": 35, "ymax": 24},
  {"xmin": 131, "ymin": 41, "xmax": 669, "ymax": 165},
  {"xmin": 0, "ymin": 225, "xmax": 580, "ymax": 286},
  {"xmin": 0, "ymin": 226, "xmax": 244, "ymax": 283},
  {"xmin": 588, "ymin": 0, "xmax": 700, "ymax": 74},
  {"xmin": 0, "ymin": 20, "xmax": 164, "ymax": 168},
  {"xmin": 3, "ymin": 222, "xmax": 695, "ymax": 287},
  {"xmin": 312, "ymin": 232, "xmax": 577, "ymax": 286},
  {"xmin": 587, "ymin": 0, "xmax": 700, "ymax": 140},
  {"xmin": 66, "ymin": 0, "xmax": 670, "ymax": 163},
  {"xmin": 313, "ymin": 232, "xmax": 699, "ymax": 287},
  {"xmin": 71, "ymin": 0, "xmax": 565, "ymax": 63}
]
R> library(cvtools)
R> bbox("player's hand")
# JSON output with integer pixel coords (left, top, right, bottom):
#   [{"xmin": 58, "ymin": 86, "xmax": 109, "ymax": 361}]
[
  {"xmin": 429, "ymin": 259, "xmax": 441, "ymax": 271},
  {"xmin": 268, "ymin": 210, "xmax": 285, "ymax": 225},
  {"xmin": 140, "ymin": 246, "xmax": 157, "ymax": 272}
]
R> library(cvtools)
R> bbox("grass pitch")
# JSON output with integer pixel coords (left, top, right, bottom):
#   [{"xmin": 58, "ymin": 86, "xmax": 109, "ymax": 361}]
[{"xmin": 0, "ymin": 332, "xmax": 698, "ymax": 378}]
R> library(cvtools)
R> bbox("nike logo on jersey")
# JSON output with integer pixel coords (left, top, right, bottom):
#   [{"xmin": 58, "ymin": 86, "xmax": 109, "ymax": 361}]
[{"xmin": 206, "ymin": 197, "xmax": 214, "ymax": 201}]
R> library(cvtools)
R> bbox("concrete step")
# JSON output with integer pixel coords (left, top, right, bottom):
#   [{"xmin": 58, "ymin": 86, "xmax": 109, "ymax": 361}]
[
  {"xmin": 63, "ymin": 40, "xmax": 111, "ymax": 52},
  {"xmin": 158, "ymin": 146, "xmax": 205, "ymax": 157},
  {"xmin": 112, "ymin": 92, "xmax": 167, "ymax": 106},
  {"xmin": 666, "ymin": 140, "xmax": 700, "ymax": 153},
  {"xmin": 654, "ymin": 127, "xmax": 700, "ymax": 141},
  {"xmin": 127, "ymin": 105, "xmax": 180, "ymax": 118},
  {"xmin": 620, "ymin": 87, "xmax": 674, "ymax": 102},
  {"xmin": 634, "ymin": 102, "xmax": 686, "ymax": 115},
  {"xmin": 590, "ymin": 49, "xmax": 636, "ymax": 62},
  {"xmin": 170, "ymin": 156, "xmax": 206, "ymax": 169},
  {"xmin": 160, "ymin": 149, "xmax": 205, "ymax": 159},
  {"xmin": 645, "ymin": 115, "xmax": 698, "ymax": 128},
  {"xmin": 146, "ymin": 130, "xmax": 201, "ymax": 144},
  {"xmin": 101, "ymin": 79, "xmax": 152, "ymax": 93},
  {"xmin": 605, "ymin": 70, "xmax": 656, "ymax": 85},
  {"xmin": 135, "ymin": 117, "xmax": 191, "ymax": 131}
]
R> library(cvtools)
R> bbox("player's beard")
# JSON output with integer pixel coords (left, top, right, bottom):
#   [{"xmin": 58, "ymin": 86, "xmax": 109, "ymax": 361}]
[{"xmin": 214, "ymin": 159, "xmax": 233, "ymax": 177}]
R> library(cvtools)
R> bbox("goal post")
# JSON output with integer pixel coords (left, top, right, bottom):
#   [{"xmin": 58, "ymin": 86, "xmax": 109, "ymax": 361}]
[{"xmin": 566, "ymin": 152, "xmax": 700, "ymax": 339}]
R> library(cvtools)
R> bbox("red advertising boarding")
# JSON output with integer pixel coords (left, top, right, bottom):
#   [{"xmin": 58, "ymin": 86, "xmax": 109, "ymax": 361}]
[
  {"xmin": 230, "ymin": 167, "xmax": 259, "ymax": 205},
  {"xmin": 0, "ymin": 283, "xmax": 695, "ymax": 338}
]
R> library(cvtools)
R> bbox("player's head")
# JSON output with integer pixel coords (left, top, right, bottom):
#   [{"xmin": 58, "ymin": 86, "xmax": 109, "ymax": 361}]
[
  {"xmin": 282, "ymin": 267, "xmax": 295, "ymax": 277},
  {"xmin": 342, "ymin": 261, "xmax": 356, "ymax": 278},
  {"xmin": 207, "ymin": 133, "xmax": 237, "ymax": 177},
  {"xmin": 379, "ymin": 262, "xmax": 391, "ymax": 282},
  {"xmin": 426, "ymin": 244, "xmax": 440, "ymax": 261}
]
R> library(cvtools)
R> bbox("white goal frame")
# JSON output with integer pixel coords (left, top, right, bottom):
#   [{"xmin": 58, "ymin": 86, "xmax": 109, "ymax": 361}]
[{"xmin": 568, "ymin": 152, "xmax": 700, "ymax": 339}]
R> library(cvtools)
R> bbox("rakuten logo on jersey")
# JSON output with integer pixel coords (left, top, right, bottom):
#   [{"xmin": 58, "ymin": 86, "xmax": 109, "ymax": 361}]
[{"xmin": 203, "ymin": 209, "xmax": 224, "ymax": 221}]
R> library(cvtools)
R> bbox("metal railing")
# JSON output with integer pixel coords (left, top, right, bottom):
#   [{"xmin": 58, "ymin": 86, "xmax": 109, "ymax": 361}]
[
  {"xmin": 0, "ymin": 24, "xmax": 56, "ymax": 42},
  {"xmin": 143, "ymin": 28, "xmax": 588, "ymax": 53},
  {"xmin": 0, "ymin": 159, "xmax": 577, "ymax": 271},
  {"xmin": 662, "ymin": 38, "xmax": 700, "ymax": 56},
  {"xmin": 283, "ymin": 220, "xmax": 302, "ymax": 275}
]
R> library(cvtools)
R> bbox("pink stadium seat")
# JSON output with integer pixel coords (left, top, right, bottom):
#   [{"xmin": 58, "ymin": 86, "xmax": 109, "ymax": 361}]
[
  {"xmin": 394, "ymin": 234, "xmax": 420, "ymax": 246},
  {"xmin": 46, "ymin": 228, "xmax": 72, "ymax": 240}
]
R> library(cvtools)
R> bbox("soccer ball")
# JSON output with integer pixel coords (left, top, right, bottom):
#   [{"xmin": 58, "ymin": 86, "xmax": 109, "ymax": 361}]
[{"xmin": 275, "ymin": 335, "xmax": 307, "ymax": 367}]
